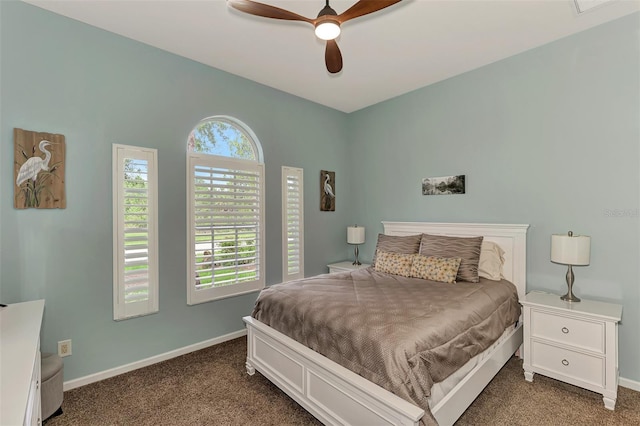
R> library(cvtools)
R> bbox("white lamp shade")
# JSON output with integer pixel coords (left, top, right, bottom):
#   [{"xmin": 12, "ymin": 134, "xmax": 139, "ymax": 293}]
[
  {"xmin": 347, "ymin": 226, "xmax": 365, "ymax": 245},
  {"xmin": 551, "ymin": 234, "xmax": 591, "ymax": 266}
]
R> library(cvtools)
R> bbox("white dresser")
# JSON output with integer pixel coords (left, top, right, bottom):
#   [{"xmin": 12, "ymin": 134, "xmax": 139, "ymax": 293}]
[
  {"xmin": 1, "ymin": 300, "xmax": 45, "ymax": 425},
  {"xmin": 520, "ymin": 292, "xmax": 622, "ymax": 409},
  {"xmin": 327, "ymin": 261, "xmax": 371, "ymax": 274}
]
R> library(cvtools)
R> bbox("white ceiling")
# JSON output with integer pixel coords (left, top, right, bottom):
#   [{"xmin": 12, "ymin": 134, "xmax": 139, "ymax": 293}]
[{"xmin": 23, "ymin": 0, "xmax": 640, "ymax": 113}]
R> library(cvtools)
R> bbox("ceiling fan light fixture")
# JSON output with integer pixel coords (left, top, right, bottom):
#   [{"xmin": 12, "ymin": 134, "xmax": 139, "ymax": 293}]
[
  {"xmin": 315, "ymin": 20, "xmax": 341, "ymax": 40},
  {"xmin": 229, "ymin": 0, "xmax": 402, "ymax": 73}
]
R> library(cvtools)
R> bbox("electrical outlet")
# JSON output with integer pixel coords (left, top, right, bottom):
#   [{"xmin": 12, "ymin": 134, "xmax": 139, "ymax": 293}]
[{"xmin": 58, "ymin": 339, "xmax": 72, "ymax": 357}]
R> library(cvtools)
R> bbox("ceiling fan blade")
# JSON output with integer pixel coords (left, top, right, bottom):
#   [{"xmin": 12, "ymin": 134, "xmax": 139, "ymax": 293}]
[
  {"xmin": 337, "ymin": 0, "xmax": 402, "ymax": 24},
  {"xmin": 325, "ymin": 40, "xmax": 343, "ymax": 74},
  {"xmin": 228, "ymin": 0, "xmax": 313, "ymax": 23}
]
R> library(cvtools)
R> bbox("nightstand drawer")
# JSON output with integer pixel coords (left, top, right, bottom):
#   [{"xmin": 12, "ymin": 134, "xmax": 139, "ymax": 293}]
[
  {"xmin": 327, "ymin": 261, "xmax": 370, "ymax": 274},
  {"xmin": 531, "ymin": 341, "xmax": 604, "ymax": 387},
  {"xmin": 329, "ymin": 266, "xmax": 353, "ymax": 273},
  {"xmin": 531, "ymin": 310, "xmax": 604, "ymax": 353}
]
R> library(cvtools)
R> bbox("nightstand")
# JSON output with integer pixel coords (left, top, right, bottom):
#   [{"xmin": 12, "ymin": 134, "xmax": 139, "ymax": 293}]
[
  {"xmin": 327, "ymin": 261, "xmax": 371, "ymax": 274},
  {"xmin": 520, "ymin": 291, "xmax": 622, "ymax": 410}
]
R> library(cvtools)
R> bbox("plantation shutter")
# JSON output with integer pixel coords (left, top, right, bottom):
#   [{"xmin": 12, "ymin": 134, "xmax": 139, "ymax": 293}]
[
  {"xmin": 187, "ymin": 154, "xmax": 265, "ymax": 304},
  {"xmin": 282, "ymin": 167, "xmax": 304, "ymax": 281},
  {"xmin": 113, "ymin": 144, "xmax": 159, "ymax": 320}
]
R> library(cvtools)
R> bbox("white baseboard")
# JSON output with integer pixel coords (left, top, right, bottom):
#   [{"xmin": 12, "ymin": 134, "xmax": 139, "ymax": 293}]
[
  {"xmin": 620, "ymin": 376, "xmax": 640, "ymax": 392},
  {"xmin": 63, "ymin": 329, "xmax": 247, "ymax": 391}
]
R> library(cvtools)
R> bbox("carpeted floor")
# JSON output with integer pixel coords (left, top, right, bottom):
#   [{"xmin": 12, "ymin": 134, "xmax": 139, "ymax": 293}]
[{"xmin": 46, "ymin": 337, "xmax": 639, "ymax": 426}]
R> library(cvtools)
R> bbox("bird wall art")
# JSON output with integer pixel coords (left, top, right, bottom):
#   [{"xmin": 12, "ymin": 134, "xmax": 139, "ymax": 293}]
[
  {"xmin": 320, "ymin": 170, "xmax": 335, "ymax": 211},
  {"xmin": 14, "ymin": 128, "xmax": 66, "ymax": 209}
]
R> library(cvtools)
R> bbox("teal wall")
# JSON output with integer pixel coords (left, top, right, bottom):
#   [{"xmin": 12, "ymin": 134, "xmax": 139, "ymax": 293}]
[
  {"xmin": 348, "ymin": 13, "xmax": 640, "ymax": 381},
  {"xmin": 2, "ymin": 0, "xmax": 639, "ymax": 385},
  {"xmin": 0, "ymin": 1, "xmax": 353, "ymax": 380}
]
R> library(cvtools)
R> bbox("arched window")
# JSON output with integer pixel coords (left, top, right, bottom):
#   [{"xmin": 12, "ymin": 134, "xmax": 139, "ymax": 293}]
[
  {"xmin": 187, "ymin": 116, "xmax": 263, "ymax": 161},
  {"xmin": 186, "ymin": 116, "xmax": 265, "ymax": 305}
]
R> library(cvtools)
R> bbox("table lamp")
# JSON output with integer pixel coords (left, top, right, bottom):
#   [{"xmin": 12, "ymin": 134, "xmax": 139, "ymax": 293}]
[
  {"xmin": 347, "ymin": 225, "xmax": 365, "ymax": 265},
  {"xmin": 551, "ymin": 231, "xmax": 591, "ymax": 302}
]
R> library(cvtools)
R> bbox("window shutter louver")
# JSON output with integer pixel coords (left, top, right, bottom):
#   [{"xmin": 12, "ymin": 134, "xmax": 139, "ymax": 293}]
[
  {"xmin": 282, "ymin": 167, "xmax": 304, "ymax": 281},
  {"xmin": 188, "ymin": 155, "xmax": 265, "ymax": 304},
  {"xmin": 113, "ymin": 145, "xmax": 158, "ymax": 320}
]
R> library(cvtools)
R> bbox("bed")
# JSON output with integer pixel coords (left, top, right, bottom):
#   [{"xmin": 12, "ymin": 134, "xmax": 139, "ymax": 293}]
[{"xmin": 244, "ymin": 221, "xmax": 529, "ymax": 426}]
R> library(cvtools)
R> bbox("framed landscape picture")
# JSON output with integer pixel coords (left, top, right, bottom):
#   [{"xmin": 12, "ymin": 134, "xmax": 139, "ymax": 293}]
[{"xmin": 422, "ymin": 175, "xmax": 465, "ymax": 196}]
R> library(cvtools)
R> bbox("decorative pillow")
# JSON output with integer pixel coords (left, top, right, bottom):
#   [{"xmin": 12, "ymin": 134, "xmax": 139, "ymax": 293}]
[
  {"xmin": 371, "ymin": 233, "xmax": 422, "ymax": 268},
  {"xmin": 410, "ymin": 255, "xmax": 461, "ymax": 283},
  {"xmin": 478, "ymin": 241, "xmax": 505, "ymax": 281},
  {"xmin": 419, "ymin": 234, "xmax": 483, "ymax": 283},
  {"xmin": 373, "ymin": 249, "xmax": 414, "ymax": 277}
]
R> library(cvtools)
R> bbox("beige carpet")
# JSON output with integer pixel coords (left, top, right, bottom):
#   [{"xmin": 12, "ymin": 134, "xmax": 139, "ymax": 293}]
[{"xmin": 46, "ymin": 337, "xmax": 639, "ymax": 425}]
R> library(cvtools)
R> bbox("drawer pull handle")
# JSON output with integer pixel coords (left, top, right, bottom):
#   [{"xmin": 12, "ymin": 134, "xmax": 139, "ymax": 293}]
[
  {"xmin": 561, "ymin": 327, "xmax": 569, "ymax": 334},
  {"xmin": 562, "ymin": 359, "xmax": 569, "ymax": 366}
]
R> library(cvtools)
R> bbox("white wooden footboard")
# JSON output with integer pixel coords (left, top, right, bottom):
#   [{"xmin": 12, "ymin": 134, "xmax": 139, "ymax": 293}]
[
  {"xmin": 245, "ymin": 315, "xmax": 522, "ymax": 426},
  {"xmin": 244, "ymin": 316, "xmax": 424, "ymax": 426}
]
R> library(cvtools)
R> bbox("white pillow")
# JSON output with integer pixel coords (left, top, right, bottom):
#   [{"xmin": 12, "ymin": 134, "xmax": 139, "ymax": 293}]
[{"xmin": 478, "ymin": 241, "xmax": 505, "ymax": 281}]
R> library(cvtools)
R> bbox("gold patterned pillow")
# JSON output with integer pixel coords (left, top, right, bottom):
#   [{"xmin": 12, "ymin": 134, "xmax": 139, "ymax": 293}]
[
  {"xmin": 374, "ymin": 249, "xmax": 414, "ymax": 277},
  {"xmin": 410, "ymin": 255, "xmax": 462, "ymax": 283}
]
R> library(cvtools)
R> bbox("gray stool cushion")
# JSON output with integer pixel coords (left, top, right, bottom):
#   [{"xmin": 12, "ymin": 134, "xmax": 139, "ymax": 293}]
[{"xmin": 41, "ymin": 352, "xmax": 64, "ymax": 421}]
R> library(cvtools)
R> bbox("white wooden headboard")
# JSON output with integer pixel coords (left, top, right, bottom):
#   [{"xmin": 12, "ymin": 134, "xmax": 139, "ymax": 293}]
[{"xmin": 382, "ymin": 221, "xmax": 529, "ymax": 300}]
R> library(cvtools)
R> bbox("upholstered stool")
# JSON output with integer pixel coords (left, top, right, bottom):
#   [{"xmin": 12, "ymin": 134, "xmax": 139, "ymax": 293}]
[{"xmin": 41, "ymin": 352, "xmax": 64, "ymax": 421}]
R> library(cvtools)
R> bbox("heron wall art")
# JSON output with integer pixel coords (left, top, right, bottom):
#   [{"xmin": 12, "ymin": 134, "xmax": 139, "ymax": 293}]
[
  {"xmin": 320, "ymin": 170, "xmax": 335, "ymax": 211},
  {"xmin": 14, "ymin": 128, "xmax": 66, "ymax": 209}
]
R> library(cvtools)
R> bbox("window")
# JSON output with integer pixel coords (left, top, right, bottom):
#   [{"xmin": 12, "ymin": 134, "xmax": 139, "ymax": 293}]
[
  {"xmin": 282, "ymin": 166, "xmax": 304, "ymax": 281},
  {"xmin": 187, "ymin": 116, "xmax": 265, "ymax": 305},
  {"xmin": 112, "ymin": 144, "xmax": 159, "ymax": 320}
]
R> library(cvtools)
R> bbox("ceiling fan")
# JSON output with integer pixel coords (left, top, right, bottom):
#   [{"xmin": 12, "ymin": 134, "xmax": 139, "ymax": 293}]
[{"xmin": 228, "ymin": 0, "xmax": 402, "ymax": 74}]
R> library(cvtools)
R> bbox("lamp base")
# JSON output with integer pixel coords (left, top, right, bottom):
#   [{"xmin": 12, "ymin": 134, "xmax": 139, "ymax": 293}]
[
  {"xmin": 352, "ymin": 245, "xmax": 361, "ymax": 266},
  {"xmin": 560, "ymin": 264, "xmax": 580, "ymax": 303},
  {"xmin": 560, "ymin": 293, "xmax": 581, "ymax": 303}
]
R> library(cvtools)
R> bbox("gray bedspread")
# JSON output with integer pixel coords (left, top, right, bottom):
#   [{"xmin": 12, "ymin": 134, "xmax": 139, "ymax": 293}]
[{"xmin": 252, "ymin": 267, "xmax": 520, "ymax": 425}]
